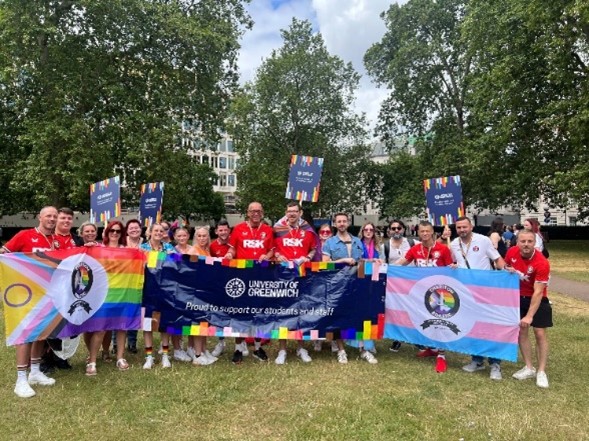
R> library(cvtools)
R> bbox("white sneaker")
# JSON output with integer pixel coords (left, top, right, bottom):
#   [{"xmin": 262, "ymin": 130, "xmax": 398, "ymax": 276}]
[
  {"xmin": 143, "ymin": 356, "xmax": 154, "ymax": 370},
  {"xmin": 28, "ymin": 371, "xmax": 56, "ymax": 386},
  {"xmin": 192, "ymin": 353, "xmax": 213, "ymax": 366},
  {"xmin": 173, "ymin": 349, "xmax": 192, "ymax": 362},
  {"xmin": 14, "ymin": 380, "xmax": 35, "ymax": 398},
  {"xmin": 337, "ymin": 350, "xmax": 348, "ymax": 364},
  {"xmin": 331, "ymin": 341, "xmax": 339, "ymax": 353},
  {"xmin": 536, "ymin": 371, "xmax": 549, "ymax": 388},
  {"xmin": 161, "ymin": 354, "xmax": 171, "ymax": 368},
  {"xmin": 489, "ymin": 363, "xmax": 502, "ymax": 380},
  {"xmin": 360, "ymin": 350, "xmax": 378, "ymax": 364},
  {"xmin": 512, "ymin": 366, "xmax": 536, "ymax": 380},
  {"xmin": 275, "ymin": 349, "xmax": 287, "ymax": 365},
  {"xmin": 462, "ymin": 361, "xmax": 486, "ymax": 373},
  {"xmin": 186, "ymin": 347, "xmax": 196, "ymax": 361},
  {"xmin": 204, "ymin": 351, "xmax": 218, "ymax": 363},
  {"xmin": 237, "ymin": 341, "xmax": 249, "ymax": 357},
  {"xmin": 313, "ymin": 341, "xmax": 322, "ymax": 352},
  {"xmin": 211, "ymin": 340, "xmax": 226, "ymax": 357},
  {"xmin": 157, "ymin": 343, "xmax": 163, "ymax": 355},
  {"xmin": 297, "ymin": 348, "xmax": 312, "ymax": 363}
]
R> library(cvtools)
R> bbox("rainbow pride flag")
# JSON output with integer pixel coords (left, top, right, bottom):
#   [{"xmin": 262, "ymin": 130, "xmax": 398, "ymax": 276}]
[
  {"xmin": 0, "ymin": 247, "xmax": 145, "ymax": 346},
  {"xmin": 385, "ymin": 266, "xmax": 520, "ymax": 361}
]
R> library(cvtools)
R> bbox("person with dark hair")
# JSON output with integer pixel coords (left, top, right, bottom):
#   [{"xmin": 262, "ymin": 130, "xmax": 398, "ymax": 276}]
[
  {"xmin": 395, "ymin": 220, "xmax": 453, "ymax": 373},
  {"xmin": 489, "ymin": 217, "xmax": 507, "ymax": 258},
  {"xmin": 53, "ymin": 207, "xmax": 83, "ymax": 249},
  {"xmin": 1, "ymin": 206, "xmax": 59, "ymax": 398},
  {"xmin": 451, "ymin": 216, "xmax": 506, "ymax": 380},
  {"xmin": 322, "ymin": 212, "xmax": 364, "ymax": 364},
  {"xmin": 210, "ymin": 220, "xmax": 231, "ymax": 258},
  {"xmin": 505, "ymin": 229, "xmax": 552, "ymax": 388}
]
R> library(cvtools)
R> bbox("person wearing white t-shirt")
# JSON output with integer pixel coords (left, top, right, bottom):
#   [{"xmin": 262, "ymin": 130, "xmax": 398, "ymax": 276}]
[{"xmin": 450, "ymin": 217, "xmax": 506, "ymax": 380}]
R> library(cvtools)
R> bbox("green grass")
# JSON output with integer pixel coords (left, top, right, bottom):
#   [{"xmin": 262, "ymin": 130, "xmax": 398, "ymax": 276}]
[
  {"xmin": 547, "ymin": 240, "xmax": 589, "ymax": 283},
  {"xmin": 1, "ymin": 241, "xmax": 589, "ymax": 440},
  {"xmin": 0, "ymin": 291, "xmax": 588, "ymax": 441}
]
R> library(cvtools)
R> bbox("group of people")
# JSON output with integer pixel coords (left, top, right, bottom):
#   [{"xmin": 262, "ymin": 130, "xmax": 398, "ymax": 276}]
[{"xmin": 1, "ymin": 203, "xmax": 552, "ymax": 398}]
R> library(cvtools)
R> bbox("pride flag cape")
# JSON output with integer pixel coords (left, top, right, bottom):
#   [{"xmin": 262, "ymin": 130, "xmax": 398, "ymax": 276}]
[
  {"xmin": 385, "ymin": 266, "xmax": 520, "ymax": 361},
  {"xmin": 273, "ymin": 215, "xmax": 321, "ymax": 262},
  {"xmin": 0, "ymin": 247, "xmax": 145, "ymax": 346}
]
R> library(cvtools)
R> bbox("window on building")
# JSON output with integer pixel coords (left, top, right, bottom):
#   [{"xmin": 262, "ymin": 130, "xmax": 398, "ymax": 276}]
[
  {"xmin": 202, "ymin": 155, "xmax": 209, "ymax": 165},
  {"xmin": 227, "ymin": 140, "xmax": 234, "ymax": 152},
  {"xmin": 219, "ymin": 141, "xmax": 226, "ymax": 152},
  {"xmin": 548, "ymin": 216, "xmax": 557, "ymax": 226},
  {"xmin": 228, "ymin": 158, "xmax": 235, "ymax": 169},
  {"xmin": 211, "ymin": 157, "xmax": 218, "ymax": 168},
  {"xmin": 219, "ymin": 174, "xmax": 227, "ymax": 187},
  {"xmin": 228, "ymin": 175, "xmax": 235, "ymax": 187},
  {"xmin": 219, "ymin": 157, "xmax": 227, "ymax": 169},
  {"xmin": 569, "ymin": 216, "xmax": 577, "ymax": 226}
]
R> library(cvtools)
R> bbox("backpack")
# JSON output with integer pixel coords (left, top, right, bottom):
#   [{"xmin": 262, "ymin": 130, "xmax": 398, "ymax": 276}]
[{"xmin": 384, "ymin": 238, "xmax": 415, "ymax": 262}]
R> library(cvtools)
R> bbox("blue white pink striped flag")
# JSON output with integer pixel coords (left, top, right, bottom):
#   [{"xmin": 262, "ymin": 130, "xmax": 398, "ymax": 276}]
[{"xmin": 385, "ymin": 266, "xmax": 520, "ymax": 361}]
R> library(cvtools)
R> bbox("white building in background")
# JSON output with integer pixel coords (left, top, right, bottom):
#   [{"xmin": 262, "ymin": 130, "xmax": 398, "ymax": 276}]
[{"xmin": 367, "ymin": 138, "xmax": 586, "ymax": 227}]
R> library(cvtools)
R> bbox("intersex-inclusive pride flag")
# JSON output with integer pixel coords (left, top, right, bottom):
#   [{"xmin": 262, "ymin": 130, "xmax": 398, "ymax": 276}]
[
  {"xmin": 385, "ymin": 266, "xmax": 520, "ymax": 361},
  {"xmin": 0, "ymin": 247, "xmax": 145, "ymax": 346}
]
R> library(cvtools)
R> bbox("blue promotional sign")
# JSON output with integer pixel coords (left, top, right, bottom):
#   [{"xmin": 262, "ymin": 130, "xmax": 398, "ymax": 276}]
[
  {"xmin": 143, "ymin": 256, "xmax": 386, "ymax": 340},
  {"xmin": 139, "ymin": 182, "xmax": 165, "ymax": 228},
  {"xmin": 285, "ymin": 155, "xmax": 324, "ymax": 203},
  {"xmin": 90, "ymin": 176, "xmax": 121, "ymax": 224},
  {"xmin": 423, "ymin": 175, "xmax": 465, "ymax": 226}
]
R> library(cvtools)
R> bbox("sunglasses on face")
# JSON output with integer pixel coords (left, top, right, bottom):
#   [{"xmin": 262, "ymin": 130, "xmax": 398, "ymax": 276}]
[
  {"xmin": 319, "ymin": 230, "xmax": 331, "ymax": 235},
  {"xmin": 109, "ymin": 229, "xmax": 122, "ymax": 234},
  {"xmin": 389, "ymin": 227, "xmax": 403, "ymax": 231}
]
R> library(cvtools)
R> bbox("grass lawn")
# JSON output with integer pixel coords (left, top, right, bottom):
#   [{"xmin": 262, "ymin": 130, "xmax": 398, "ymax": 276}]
[
  {"xmin": 1, "ymin": 241, "xmax": 589, "ymax": 440},
  {"xmin": 0, "ymin": 291, "xmax": 588, "ymax": 441},
  {"xmin": 547, "ymin": 240, "xmax": 589, "ymax": 283}
]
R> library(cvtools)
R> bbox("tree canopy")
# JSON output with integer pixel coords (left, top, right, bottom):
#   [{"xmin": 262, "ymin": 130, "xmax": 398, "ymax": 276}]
[
  {"xmin": 228, "ymin": 18, "xmax": 373, "ymax": 220},
  {"xmin": 0, "ymin": 0, "xmax": 250, "ymax": 220}
]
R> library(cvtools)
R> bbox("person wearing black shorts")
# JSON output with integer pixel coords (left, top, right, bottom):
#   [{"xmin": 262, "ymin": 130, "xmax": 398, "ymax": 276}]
[{"xmin": 505, "ymin": 229, "xmax": 552, "ymax": 388}]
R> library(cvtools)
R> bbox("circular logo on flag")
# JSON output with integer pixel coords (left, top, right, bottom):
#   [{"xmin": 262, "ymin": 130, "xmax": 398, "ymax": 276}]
[
  {"xmin": 225, "ymin": 278, "xmax": 246, "ymax": 298},
  {"xmin": 47, "ymin": 255, "xmax": 108, "ymax": 325},
  {"xmin": 424, "ymin": 285, "xmax": 460, "ymax": 319}
]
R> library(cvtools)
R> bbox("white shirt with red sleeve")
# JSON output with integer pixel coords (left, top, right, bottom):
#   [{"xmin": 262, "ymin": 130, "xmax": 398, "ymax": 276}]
[
  {"xmin": 274, "ymin": 227, "xmax": 315, "ymax": 260},
  {"xmin": 505, "ymin": 247, "xmax": 550, "ymax": 297},
  {"xmin": 228, "ymin": 222, "xmax": 274, "ymax": 259}
]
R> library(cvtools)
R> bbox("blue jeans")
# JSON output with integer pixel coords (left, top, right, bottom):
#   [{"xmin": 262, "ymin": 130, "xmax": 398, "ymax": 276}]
[{"xmin": 472, "ymin": 355, "xmax": 501, "ymax": 365}]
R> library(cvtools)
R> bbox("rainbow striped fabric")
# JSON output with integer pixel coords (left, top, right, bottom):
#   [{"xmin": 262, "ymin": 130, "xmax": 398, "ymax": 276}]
[
  {"xmin": 385, "ymin": 266, "xmax": 520, "ymax": 361},
  {"xmin": 0, "ymin": 247, "xmax": 145, "ymax": 346}
]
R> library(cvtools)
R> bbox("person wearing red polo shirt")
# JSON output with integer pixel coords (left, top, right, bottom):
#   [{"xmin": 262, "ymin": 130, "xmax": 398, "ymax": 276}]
[
  {"xmin": 0, "ymin": 206, "xmax": 59, "ymax": 398},
  {"xmin": 224, "ymin": 201, "xmax": 274, "ymax": 364},
  {"xmin": 505, "ymin": 229, "xmax": 552, "ymax": 388},
  {"xmin": 273, "ymin": 201, "xmax": 316, "ymax": 365},
  {"xmin": 395, "ymin": 220, "xmax": 453, "ymax": 373}
]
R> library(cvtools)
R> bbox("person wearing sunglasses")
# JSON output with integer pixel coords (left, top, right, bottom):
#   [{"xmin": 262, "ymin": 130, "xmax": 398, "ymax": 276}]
[{"xmin": 384, "ymin": 220, "xmax": 418, "ymax": 352}]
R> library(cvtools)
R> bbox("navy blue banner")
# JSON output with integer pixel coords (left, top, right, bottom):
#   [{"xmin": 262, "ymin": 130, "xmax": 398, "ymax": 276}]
[
  {"xmin": 139, "ymin": 182, "xmax": 164, "ymax": 228},
  {"xmin": 143, "ymin": 256, "xmax": 386, "ymax": 340}
]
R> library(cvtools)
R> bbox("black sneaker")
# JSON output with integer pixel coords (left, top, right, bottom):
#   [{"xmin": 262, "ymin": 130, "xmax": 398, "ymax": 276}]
[
  {"xmin": 54, "ymin": 358, "xmax": 73, "ymax": 370},
  {"xmin": 232, "ymin": 350, "xmax": 243, "ymax": 365},
  {"xmin": 252, "ymin": 348, "xmax": 268, "ymax": 361},
  {"xmin": 128, "ymin": 343, "xmax": 138, "ymax": 354},
  {"xmin": 390, "ymin": 341, "xmax": 402, "ymax": 352}
]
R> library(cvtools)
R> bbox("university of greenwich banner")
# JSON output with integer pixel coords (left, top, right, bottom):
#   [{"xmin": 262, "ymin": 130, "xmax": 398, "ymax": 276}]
[
  {"xmin": 385, "ymin": 266, "xmax": 520, "ymax": 362},
  {"xmin": 143, "ymin": 253, "xmax": 387, "ymax": 340},
  {"xmin": 0, "ymin": 247, "xmax": 145, "ymax": 346}
]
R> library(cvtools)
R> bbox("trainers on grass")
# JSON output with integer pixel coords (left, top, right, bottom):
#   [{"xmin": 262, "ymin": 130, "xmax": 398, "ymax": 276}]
[
  {"xmin": 360, "ymin": 350, "xmax": 378, "ymax": 364},
  {"xmin": 236, "ymin": 341, "xmax": 249, "ymax": 357},
  {"xmin": 173, "ymin": 349, "xmax": 192, "ymax": 362},
  {"xmin": 435, "ymin": 355, "xmax": 447, "ymax": 373},
  {"xmin": 390, "ymin": 341, "xmax": 402, "ymax": 352},
  {"xmin": 297, "ymin": 348, "xmax": 312, "ymax": 363},
  {"xmin": 232, "ymin": 350, "xmax": 243, "ymax": 365},
  {"xmin": 211, "ymin": 340, "xmax": 226, "ymax": 357},
  {"xmin": 337, "ymin": 350, "xmax": 348, "ymax": 364},
  {"xmin": 490, "ymin": 363, "xmax": 502, "ymax": 380},
  {"xmin": 143, "ymin": 356, "xmax": 154, "ymax": 370},
  {"xmin": 28, "ymin": 371, "xmax": 56, "ymax": 386},
  {"xmin": 275, "ymin": 349, "xmax": 287, "ymax": 365},
  {"xmin": 536, "ymin": 371, "xmax": 549, "ymax": 388},
  {"xmin": 14, "ymin": 380, "xmax": 35, "ymax": 398},
  {"xmin": 512, "ymin": 366, "xmax": 536, "ymax": 380},
  {"xmin": 252, "ymin": 348, "xmax": 268, "ymax": 361},
  {"xmin": 462, "ymin": 361, "xmax": 485, "ymax": 373},
  {"xmin": 161, "ymin": 354, "xmax": 171, "ymax": 368}
]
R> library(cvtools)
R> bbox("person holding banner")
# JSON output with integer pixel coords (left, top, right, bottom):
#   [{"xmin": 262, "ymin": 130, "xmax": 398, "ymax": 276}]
[
  {"xmin": 173, "ymin": 227, "xmax": 195, "ymax": 255},
  {"xmin": 123, "ymin": 219, "xmax": 143, "ymax": 354},
  {"xmin": 209, "ymin": 220, "xmax": 232, "ymax": 357},
  {"xmin": 1, "ymin": 206, "xmax": 59, "ymax": 398},
  {"xmin": 224, "ymin": 202, "xmax": 274, "ymax": 364},
  {"xmin": 140, "ymin": 223, "xmax": 175, "ymax": 369},
  {"xmin": 273, "ymin": 202, "xmax": 317, "ymax": 365},
  {"xmin": 395, "ymin": 220, "xmax": 453, "ymax": 373},
  {"xmin": 321, "ymin": 212, "xmax": 364, "ymax": 364},
  {"xmin": 449, "ymin": 217, "xmax": 506, "ymax": 380},
  {"xmin": 505, "ymin": 229, "xmax": 552, "ymax": 388}
]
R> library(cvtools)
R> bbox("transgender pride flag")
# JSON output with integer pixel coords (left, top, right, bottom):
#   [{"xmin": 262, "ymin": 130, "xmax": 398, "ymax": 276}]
[
  {"xmin": 0, "ymin": 247, "xmax": 145, "ymax": 346},
  {"xmin": 385, "ymin": 266, "xmax": 520, "ymax": 362}
]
